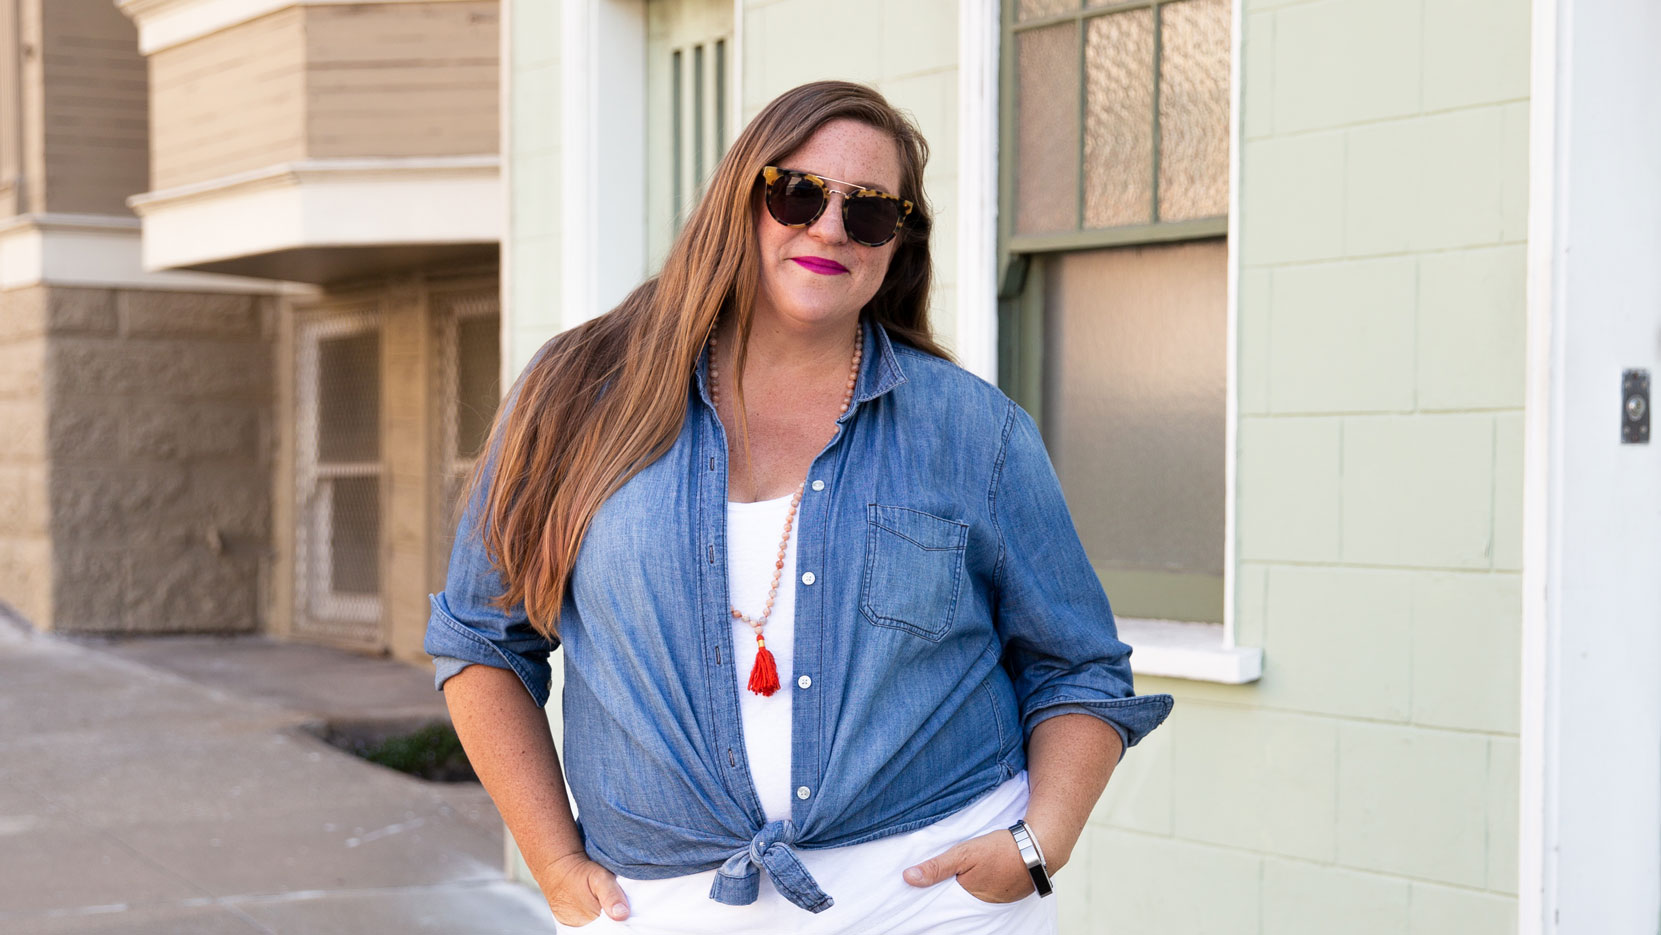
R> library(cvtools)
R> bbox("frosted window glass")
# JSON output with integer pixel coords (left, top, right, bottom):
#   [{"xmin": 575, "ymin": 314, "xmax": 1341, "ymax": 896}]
[
  {"xmin": 1042, "ymin": 240, "xmax": 1226, "ymax": 607},
  {"xmin": 1083, "ymin": 10, "xmax": 1155, "ymax": 229},
  {"xmin": 1015, "ymin": 24, "xmax": 1081, "ymax": 235},
  {"xmin": 1158, "ymin": 0, "xmax": 1231, "ymax": 221},
  {"xmin": 1018, "ymin": 0, "xmax": 1079, "ymax": 21}
]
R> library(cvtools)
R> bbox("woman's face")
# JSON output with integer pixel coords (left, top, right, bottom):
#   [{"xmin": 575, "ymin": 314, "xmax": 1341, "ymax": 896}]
[{"xmin": 752, "ymin": 118, "xmax": 905, "ymax": 332}]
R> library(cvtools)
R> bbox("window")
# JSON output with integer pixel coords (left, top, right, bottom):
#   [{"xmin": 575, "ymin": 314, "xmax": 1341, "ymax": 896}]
[{"xmin": 1000, "ymin": 0, "xmax": 1231, "ymax": 630}]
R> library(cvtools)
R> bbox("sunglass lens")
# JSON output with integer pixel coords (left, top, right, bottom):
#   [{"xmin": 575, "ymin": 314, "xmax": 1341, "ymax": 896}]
[
  {"xmin": 768, "ymin": 173, "xmax": 824, "ymax": 226},
  {"xmin": 845, "ymin": 197, "xmax": 902, "ymax": 246}
]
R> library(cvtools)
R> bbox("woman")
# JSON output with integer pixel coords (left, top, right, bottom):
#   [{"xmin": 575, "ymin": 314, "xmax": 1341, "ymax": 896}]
[{"xmin": 425, "ymin": 81, "xmax": 1172, "ymax": 933}]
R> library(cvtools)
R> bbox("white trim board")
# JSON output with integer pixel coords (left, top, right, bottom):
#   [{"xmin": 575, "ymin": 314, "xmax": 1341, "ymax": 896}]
[
  {"xmin": 1521, "ymin": 0, "xmax": 1661, "ymax": 930},
  {"xmin": 0, "ymin": 213, "xmax": 308, "ymax": 294},
  {"xmin": 955, "ymin": 0, "xmax": 999, "ymax": 383},
  {"xmin": 1120, "ymin": 618, "xmax": 1262, "ymax": 684},
  {"xmin": 127, "ymin": 157, "xmax": 501, "ymax": 273},
  {"xmin": 498, "ymin": 0, "xmax": 516, "ymax": 390},
  {"xmin": 119, "ymin": 0, "xmax": 484, "ymax": 55}
]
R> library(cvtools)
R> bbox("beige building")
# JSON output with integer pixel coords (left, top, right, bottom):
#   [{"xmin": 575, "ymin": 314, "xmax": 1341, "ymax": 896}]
[{"xmin": 0, "ymin": 0, "xmax": 503, "ymax": 667}]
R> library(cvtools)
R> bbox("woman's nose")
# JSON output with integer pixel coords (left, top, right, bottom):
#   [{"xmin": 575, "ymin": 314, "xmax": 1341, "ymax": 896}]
[{"xmin": 807, "ymin": 191, "xmax": 849, "ymax": 245}]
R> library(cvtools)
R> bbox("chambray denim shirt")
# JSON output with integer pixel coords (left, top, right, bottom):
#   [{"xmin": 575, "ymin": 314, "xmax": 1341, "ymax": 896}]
[{"xmin": 424, "ymin": 318, "xmax": 1173, "ymax": 914}]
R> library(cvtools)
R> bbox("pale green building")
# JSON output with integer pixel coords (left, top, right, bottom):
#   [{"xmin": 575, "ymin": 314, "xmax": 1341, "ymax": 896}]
[{"xmin": 500, "ymin": 1, "xmax": 1661, "ymax": 933}]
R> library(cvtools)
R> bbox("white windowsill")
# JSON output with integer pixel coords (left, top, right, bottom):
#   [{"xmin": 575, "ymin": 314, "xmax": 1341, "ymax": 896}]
[{"xmin": 1119, "ymin": 617, "xmax": 1263, "ymax": 684}]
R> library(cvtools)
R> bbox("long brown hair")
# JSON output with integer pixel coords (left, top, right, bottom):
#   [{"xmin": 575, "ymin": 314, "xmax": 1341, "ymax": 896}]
[{"xmin": 463, "ymin": 80, "xmax": 951, "ymax": 639}]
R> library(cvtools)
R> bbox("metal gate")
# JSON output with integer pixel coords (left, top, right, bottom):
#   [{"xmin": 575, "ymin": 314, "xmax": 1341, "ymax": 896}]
[
  {"xmin": 293, "ymin": 308, "xmax": 383, "ymax": 648},
  {"xmin": 431, "ymin": 289, "xmax": 502, "ymax": 589}
]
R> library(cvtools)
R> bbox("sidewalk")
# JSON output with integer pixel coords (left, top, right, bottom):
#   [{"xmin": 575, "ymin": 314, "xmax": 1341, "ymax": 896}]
[{"xmin": 0, "ymin": 614, "xmax": 557, "ymax": 934}]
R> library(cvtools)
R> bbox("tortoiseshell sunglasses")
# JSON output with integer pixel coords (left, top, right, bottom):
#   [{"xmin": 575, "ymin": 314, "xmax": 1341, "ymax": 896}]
[{"xmin": 760, "ymin": 166, "xmax": 914, "ymax": 247}]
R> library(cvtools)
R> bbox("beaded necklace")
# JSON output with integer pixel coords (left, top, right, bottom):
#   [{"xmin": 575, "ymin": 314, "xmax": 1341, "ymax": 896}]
[{"xmin": 708, "ymin": 319, "xmax": 863, "ymax": 696}]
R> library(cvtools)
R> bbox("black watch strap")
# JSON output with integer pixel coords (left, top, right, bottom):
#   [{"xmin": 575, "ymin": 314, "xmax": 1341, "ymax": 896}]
[{"xmin": 1008, "ymin": 820, "xmax": 1054, "ymax": 897}]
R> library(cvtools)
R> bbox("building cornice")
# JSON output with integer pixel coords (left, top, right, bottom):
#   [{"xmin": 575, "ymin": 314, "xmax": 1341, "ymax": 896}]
[
  {"xmin": 0, "ymin": 212, "xmax": 309, "ymax": 293},
  {"xmin": 126, "ymin": 156, "xmax": 502, "ymax": 276},
  {"xmin": 117, "ymin": 0, "xmax": 481, "ymax": 55}
]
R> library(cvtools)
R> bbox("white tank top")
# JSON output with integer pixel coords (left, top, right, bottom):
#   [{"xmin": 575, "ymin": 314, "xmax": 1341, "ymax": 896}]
[{"xmin": 577, "ymin": 494, "xmax": 1057, "ymax": 934}]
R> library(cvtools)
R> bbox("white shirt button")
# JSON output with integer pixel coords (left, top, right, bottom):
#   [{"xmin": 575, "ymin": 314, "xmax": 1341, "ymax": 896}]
[
  {"xmin": 801, "ymin": 571, "xmax": 816, "ymax": 585},
  {"xmin": 796, "ymin": 786, "xmax": 811, "ymax": 800},
  {"xmin": 811, "ymin": 480, "xmax": 825, "ymax": 491},
  {"xmin": 798, "ymin": 675, "xmax": 812, "ymax": 690}
]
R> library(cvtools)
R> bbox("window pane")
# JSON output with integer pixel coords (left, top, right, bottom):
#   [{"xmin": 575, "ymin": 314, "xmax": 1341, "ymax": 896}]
[
  {"xmin": 329, "ymin": 475, "xmax": 380, "ymax": 596},
  {"xmin": 455, "ymin": 315, "xmax": 500, "ymax": 459},
  {"xmin": 1015, "ymin": 23, "xmax": 1080, "ymax": 235},
  {"xmin": 1083, "ymin": 9, "xmax": 1155, "ymax": 229},
  {"xmin": 317, "ymin": 331, "xmax": 379, "ymax": 463},
  {"xmin": 1158, "ymin": 0, "xmax": 1231, "ymax": 221},
  {"xmin": 1042, "ymin": 239, "xmax": 1226, "ymax": 622},
  {"xmin": 1018, "ymin": 0, "xmax": 1079, "ymax": 21}
]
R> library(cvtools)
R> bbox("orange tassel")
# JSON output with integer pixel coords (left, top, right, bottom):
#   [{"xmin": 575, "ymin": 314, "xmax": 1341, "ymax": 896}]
[{"xmin": 748, "ymin": 635, "xmax": 780, "ymax": 696}]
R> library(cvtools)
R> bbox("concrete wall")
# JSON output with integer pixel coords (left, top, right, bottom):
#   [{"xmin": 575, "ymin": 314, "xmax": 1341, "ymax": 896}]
[
  {"xmin": 0, "ymin": 286, "xmax": 275, "ymax": 634},
  {"xmin": 1074, "ymin": 0, "xmax": 1530, "ymax": 932},
  {"xmin": 47, "ymin": 287, "xmax": 275, "ymax": 634}
]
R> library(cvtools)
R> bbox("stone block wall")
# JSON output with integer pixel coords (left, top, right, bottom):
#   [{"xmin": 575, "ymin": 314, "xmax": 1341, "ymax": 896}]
[{"xmin": 0, "ymin": 284, "xmax": 275, "ymax": 633}]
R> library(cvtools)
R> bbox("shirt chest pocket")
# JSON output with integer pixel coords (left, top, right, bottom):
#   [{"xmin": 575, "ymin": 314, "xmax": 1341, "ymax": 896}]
[{"xmin": 859, "ymin": 504, "xmax": 969, "ymax": 641}]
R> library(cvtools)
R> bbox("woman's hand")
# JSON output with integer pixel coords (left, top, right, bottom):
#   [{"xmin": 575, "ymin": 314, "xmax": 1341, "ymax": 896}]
[
  {"xmin": 534, "ymin": 851, "xmax": 631, "ymax": 926},
  {"xmin": 902, "ymin": 829, "xmax": 1036, "ymax": 904}
]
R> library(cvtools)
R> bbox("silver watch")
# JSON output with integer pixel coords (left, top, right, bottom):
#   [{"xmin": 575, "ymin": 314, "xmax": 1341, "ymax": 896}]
[{"xmin": 1007, "ymin": 820, "xmax": 1054, "ymax": 897}]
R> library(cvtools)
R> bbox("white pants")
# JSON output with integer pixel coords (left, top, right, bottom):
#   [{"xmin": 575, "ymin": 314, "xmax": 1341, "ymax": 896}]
[{"xmin": 569, "ymin": 772, "xmax": 1059, "ymax": 935}]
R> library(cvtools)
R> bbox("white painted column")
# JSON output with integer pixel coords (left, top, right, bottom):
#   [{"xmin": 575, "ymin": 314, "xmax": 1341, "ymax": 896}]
[
  {"xmin": 954, "ymin": 0, "xmax": 999, "ymax": 383},
  {"xmin": 561, "ymin": 0, "xmax": 649, "ymax": 331},
  {"xmin": 1522, "ymin": 0, "xmax": 1661, "ymax": 931}
]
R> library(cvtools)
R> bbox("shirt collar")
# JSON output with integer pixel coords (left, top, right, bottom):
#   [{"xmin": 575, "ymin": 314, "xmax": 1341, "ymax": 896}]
[{"xmin": 693, "ymin": 315, "xmax": 910, "ymax": 419}]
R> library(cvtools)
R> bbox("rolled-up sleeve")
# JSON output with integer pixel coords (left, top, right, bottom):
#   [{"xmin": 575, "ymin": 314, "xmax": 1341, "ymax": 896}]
[
  {"xmin": 990, "ymin": 400, "xmax": 1173, "ymax": 753},
  {"xmin": 422, "ymin": 345, "xmax": 559, "ymax": 707}
]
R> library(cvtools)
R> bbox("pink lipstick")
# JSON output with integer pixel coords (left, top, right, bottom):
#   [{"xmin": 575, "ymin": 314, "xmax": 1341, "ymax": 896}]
[{"xmin": 790, "ymin": 256, "xmax": 848, "ymax": 275}]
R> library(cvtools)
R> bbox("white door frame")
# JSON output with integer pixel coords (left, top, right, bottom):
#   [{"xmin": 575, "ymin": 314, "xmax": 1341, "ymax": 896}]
[{"xmin": 1521, "ymin": 0, "xmax": 1661, "ymax": 930}]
